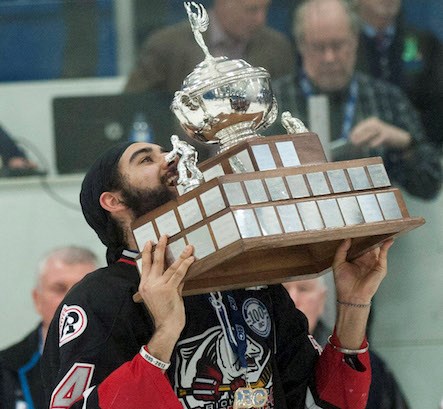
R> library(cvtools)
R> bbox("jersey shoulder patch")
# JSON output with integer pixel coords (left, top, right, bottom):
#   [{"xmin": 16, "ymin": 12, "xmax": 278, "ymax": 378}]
[{"xmin": 59, "ymin": 304, "xmax": 88, "ymax": 347}]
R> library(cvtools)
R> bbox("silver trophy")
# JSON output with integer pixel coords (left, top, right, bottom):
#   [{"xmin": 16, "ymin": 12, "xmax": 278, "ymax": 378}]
[{"xmin": 171, "ymin": 1, "xmax": 278, "ymax": 152}]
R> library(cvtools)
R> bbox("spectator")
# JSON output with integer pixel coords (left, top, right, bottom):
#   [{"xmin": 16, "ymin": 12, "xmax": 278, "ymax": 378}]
[
  {"xmin": 354, "ymin": 0, "xmax": 443, "ymax": 151},
  {"xmin": 0, "ymin": 246, "xmax": 98, "ymax": 409},
  {"xmin": 41, "ymin": 141, "xmax": 393, "ymax": 408},
  {"xmin": 124, "ymin": 0, "xmax": 295, "ymax": 93},
  {"xmin": 271, "ymin": 0, "xmax": 442, "ymax": 200},
  {"xmin": 284, "ymin": 276, "xmax": 411, "ymax": 409}
]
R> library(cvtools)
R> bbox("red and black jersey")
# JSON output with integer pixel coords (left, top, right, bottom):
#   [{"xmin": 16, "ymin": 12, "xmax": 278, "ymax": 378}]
[{"xmin": 41, "ymin": 258, "xmax": 370, "ymax": 409}]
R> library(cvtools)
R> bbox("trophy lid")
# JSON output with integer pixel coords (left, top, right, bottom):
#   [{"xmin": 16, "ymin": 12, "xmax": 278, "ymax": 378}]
[{"xmin": 181, "ymin": 56, "xmax": 270, "ymax": 96}]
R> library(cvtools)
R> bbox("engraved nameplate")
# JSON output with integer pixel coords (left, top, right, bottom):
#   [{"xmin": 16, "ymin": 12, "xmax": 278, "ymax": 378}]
[
  {"xmin": 186, "ymin": 225, "xmax": 216, "ymax": 259},
  {"xmin": 178, "ymin": 198, "xmax": 203, "ymax": 228},
  {"xmin": 224, "ymin": 182, "xmax": 248, "ymax": 205},
  {"xmin": 255, "ymin": 206, "xmax": 282, "ymax": 236},
  {"xmin": 347, "ymin": 167, "xmax": 371, "ymax": 190},
  {"xmin": 229, "ymin": 149, "xmax": 255, "ymax": 173},
  {"xmin": 317, "ymin": 199, "xmax": 345, "ymax": 228},
  {"xmin": 200, "ymin": 186, "xmax": 226, "ymax": 217},
  {"xmin": 234, "ymin": 209, "xmax": 262, "ymax": 238},
  {"xmin": 244, "ymin": 179, "xmax": 268, "ymax": 203},
  {"xmin": 338, "ymin": 196, "xmax": 364, "ymax": 225},
  {"xmin": 377, "ymin": 192, "xmax": 402, "ymax": 220},
  {"xmin": 307, "ymin": 172, "xmax": 330, "ymax": 196},
  {"xmin": 297, "ymin": 201, "xmax": 324, "ymax": 230},
  {"xmin": 156, "ymin": 210, "xmax": 181, "ymax": 237},
  {"xmin": 286, "ymin": 174, "xmax": 310, "ymax": 198},
  {"xmin": 166, "ymin": 238, "xmax": 187, "ymax": 264},
  {"xmin": 327, "ymin": 169, "xmax": 351, "ymax": 193},
  {"xmin": 210, "ymin": 212, "xmax": 241, "ymax": 248},
  {"xmin": 265, "ymin": 177, "xmax": 290, "ymax": 201},
  {"xmin": 277, "ymin": 204, "xmax": 304, "ymax": 233},
  {"xmin": 275, "ymin": 141, "xmax": 301, "ymax": 167},
  {"xmin": 203, "ymin": 164, "xmax": 225, "ymax": 182},
  {"xmin": 133, "ymin": 221, "xmax": 158, "ymax": 250},
  {"xmin": 367, "ymin": 164, "xmax": 391, "ymax": 188},
  {"xmin": 251, "ymin": 144, "xmax": 276, "ymax": 170},
  {"xmin": 357, "ymin": 194, "xmax": 384, "ymax": 223}
]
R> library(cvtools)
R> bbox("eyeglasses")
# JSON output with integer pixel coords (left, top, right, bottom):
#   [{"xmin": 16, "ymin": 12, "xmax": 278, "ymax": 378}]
[{"xmin": 302, "ymin": 39, "xmax": 354, "ymax": 56}]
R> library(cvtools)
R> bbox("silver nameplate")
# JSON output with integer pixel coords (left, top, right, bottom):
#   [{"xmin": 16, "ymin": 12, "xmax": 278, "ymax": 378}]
[
  {"xmin": 229, "ymin": 149, "xmax": 255, "ymax": 173},
  {"xmin": 307, "ymin": 172, "xmax": 330, "ymax": 196},
  {"xmin": 275, "ymin": 141, "xmax": 301, "ymax": 167},
  {"xmin": 377, "ymin": 192, "xmax": 402, "ymax": 220},
  {"xmin": 347, "ymin": 167, "xmax": 371, "ymax": 190},
  {"xmin": 251, "ymin": 144, "xmax": 276, "ymax": 170},
  {"xmin": 155, "ymin": 210, "xmax": 181, "ymax": 237},
  {"xmin": 277, "ymin": 204, "xmax": 304, "ymax": 232},
  {"xmin": 133, "ymin": 221, "xmax": 158, "ymax": 250},
  {"xmin": 186, "ymin": 225, "xmax": 216, "ymax": 259},
  {"xmin": 255, "ymin": 206, "xmax": 282, "ymax": 236},
  {"xmin": 200, "ymin": 186, "xmax": 226, "ymax": 217},
  {"xmin": 357, "ymin": 194, "xmax": 384, "ymax": 223},
  {"xmin": 210, "ymin": 212, "xmax": 241, "ymax": 249},
  {"xmin": 297, "ymin": 201, "xmax": 324, "ymax": 230},
  {"xmin": 286, "ymin": 174, "xmax": 310, "ymax": 198},
  {"xmin": 244, "ymin": 179, "xmax": 268, "ymax": 203},
  {"xmin": 178, "ymin": 198, "xmax": 203, "ymax": 228},
  {"xmin": 327, "ymin": 169, "xmax": 351, "ymax": 193},
  {"xmin": 338, "ymin": 196, "xmax": 364, "ymax": 225},
  {"xmin": 265, "ymin": 177, "xmax": 290, "ymax": 201},
  {"xmin": 317, "ymin": 199, "xmax": 345, "ymax": 228},
  {"xmin": 234, "ymin": 209, "xmax": 262, "ymax": 238},
  {"xmin": 367, "ymin": 164, "xmax": 391, "ymax": 188},
  {"xmin": 166, "ymin": 238, "xmax": 187, "ymax": 264},
  {"xmin": 203, "ymin": 164, "xmax": 225, "ymax": 182},
  {"xmin": 223, "ymin": 182, "xmax": 248, "ymax": 205}
]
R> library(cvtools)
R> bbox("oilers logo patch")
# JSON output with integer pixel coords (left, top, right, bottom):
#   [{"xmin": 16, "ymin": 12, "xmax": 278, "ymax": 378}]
[
  {"xmin": 59, "ymin": 304, "xmax": 88, "ymax": 347},
  {"xmin": 242, "ymin": 298, "xmax": 271, "ymax": 338}
]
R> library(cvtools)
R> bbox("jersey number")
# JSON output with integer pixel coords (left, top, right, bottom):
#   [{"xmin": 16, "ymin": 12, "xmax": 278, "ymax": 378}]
[{"xmin": 50, "ymin": 363, "xmax": 94, "ymax": 408}]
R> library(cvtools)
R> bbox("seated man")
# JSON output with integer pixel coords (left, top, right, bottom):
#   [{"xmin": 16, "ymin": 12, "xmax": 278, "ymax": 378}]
[
  {"xmin": 354, "ymin": 0, "xmax": 443, "ymax": 151},
  {"xmin": 124, "ymin": 0, "xmax": 295, "ymax": 93},
  {"xmin": 0, "ymin": 246, "xmax": 98, "ymax": 409},
  {"xmin": 271, "ymin": 0, "xmax": 441, "ymax": 200}
]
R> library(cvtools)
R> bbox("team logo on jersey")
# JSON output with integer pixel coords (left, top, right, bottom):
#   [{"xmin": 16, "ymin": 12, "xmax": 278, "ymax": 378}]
[
  {"xmin": 59, "ymin": 304, "xmax": 88, "ymax": 347},
  {"xmin": 242, "ymin": 298, "xmax": 271, "ymax": 338}
]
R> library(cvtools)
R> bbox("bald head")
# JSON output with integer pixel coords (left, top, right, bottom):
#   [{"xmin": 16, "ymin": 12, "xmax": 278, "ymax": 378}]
[{"xmin": 294, "ymin": 0, "xmax": 359, "ymax": 91}]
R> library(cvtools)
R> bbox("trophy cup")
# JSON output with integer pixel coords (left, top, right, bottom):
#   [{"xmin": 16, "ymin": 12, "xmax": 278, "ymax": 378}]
[{"xmin": 132, "ymin": 2, "xmax": 424, "ymax": 297}]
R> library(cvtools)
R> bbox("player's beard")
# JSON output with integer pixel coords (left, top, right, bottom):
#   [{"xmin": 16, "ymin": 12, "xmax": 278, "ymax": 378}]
[{"xmin": 120, "ymin": 175, "xmax": 177, "ymax": 219}]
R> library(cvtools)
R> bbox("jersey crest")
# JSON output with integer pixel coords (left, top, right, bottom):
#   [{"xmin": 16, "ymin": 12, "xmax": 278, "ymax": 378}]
[{"xmin": 59, "ymin": 304, "xmax": 88, "ymax": 347}]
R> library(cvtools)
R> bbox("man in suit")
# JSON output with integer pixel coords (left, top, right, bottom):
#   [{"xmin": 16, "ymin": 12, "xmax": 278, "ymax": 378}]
[{"xmin": 124, "ymin": 0, "xmax": 294, "ymax": 93}]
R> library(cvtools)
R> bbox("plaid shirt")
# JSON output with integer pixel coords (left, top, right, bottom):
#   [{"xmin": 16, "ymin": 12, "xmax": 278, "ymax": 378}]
[{"xmin": 269, "ymin": 72, "xmax": 442, "ymax": 200}]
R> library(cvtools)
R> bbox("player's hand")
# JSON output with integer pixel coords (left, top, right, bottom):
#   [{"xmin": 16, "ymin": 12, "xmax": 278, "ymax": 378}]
[
  {"xmin": 138, "ymin": 235, "xmax": 195, "ymax": 337},
  {"xmin": 332, "ymin": 238, "xmax": 394, "ymax": 304}
]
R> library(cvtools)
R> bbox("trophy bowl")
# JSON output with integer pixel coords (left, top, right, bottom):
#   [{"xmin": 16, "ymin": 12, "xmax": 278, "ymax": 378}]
[{"xmin": 171, "ymin": 3, "xmax": 277, "ymax": 152}]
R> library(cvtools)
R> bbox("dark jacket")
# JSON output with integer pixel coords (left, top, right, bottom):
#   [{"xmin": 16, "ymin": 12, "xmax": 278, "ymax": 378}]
[{"xmin": 0, "ymin": 325, "xmax": 45, "ymax": 409}]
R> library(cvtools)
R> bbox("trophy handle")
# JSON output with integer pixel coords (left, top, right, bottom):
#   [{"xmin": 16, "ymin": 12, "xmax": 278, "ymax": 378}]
[{"xmin": 261, "ymin": 96, "xmax": 278, "ymax": 130}]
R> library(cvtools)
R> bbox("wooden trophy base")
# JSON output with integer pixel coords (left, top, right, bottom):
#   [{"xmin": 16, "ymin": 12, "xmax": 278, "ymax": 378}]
[{"xmin": 132, "ymin": 133, "xmax": 424, "ymax": 298}]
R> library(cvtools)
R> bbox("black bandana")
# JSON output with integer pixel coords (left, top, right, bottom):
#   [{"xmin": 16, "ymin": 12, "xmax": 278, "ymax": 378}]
[{"xmin": 79, "ymin": 142, "xmax": 132, "ymax": 264}]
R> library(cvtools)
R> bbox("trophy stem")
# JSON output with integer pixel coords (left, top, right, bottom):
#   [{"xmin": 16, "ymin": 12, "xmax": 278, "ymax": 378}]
[{"xmin": 217, "ymin": 121, "xmax": 263, "ymax": 152}]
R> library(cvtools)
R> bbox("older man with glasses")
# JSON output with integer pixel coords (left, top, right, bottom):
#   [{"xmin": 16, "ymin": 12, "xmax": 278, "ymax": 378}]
[{"xmin": 270, "ymin": 0, "xmax": 441, "ymax": 201}]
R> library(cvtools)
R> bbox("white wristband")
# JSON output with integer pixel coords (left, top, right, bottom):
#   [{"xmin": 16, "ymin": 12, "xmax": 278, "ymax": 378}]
[{"xmin": 139, "ymin": 346, "xmax": 171, "ymax": 370}]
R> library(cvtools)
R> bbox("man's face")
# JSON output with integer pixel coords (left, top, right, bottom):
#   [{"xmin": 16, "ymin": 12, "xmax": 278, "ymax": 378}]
[
  {"xmin": 284, "ymin": 279, "xmax": 326, "ymax": 333},
  {"xmin": 357, "ymin": 0, "xmax": 401, "ymax": 22},
  {"xmin": 33, "ymin": 259, "xmax": 95, "ymax": 331},
  {"xmin": 299, "ymin": 1, "xmax": 358, "ymax": 92},
  {"xmin": 118, "ymin": 143, "xmax": 177, "ymax": 218},
  {"xmin": 216, "ymin": 0, "xmax": 271, "ymax": 42}
]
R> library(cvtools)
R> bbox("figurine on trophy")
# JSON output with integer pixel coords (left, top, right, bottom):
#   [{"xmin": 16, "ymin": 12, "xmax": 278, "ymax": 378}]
[{"xmin": 165, "ymin": 134, "xmax": 204, "ymax": 193}]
